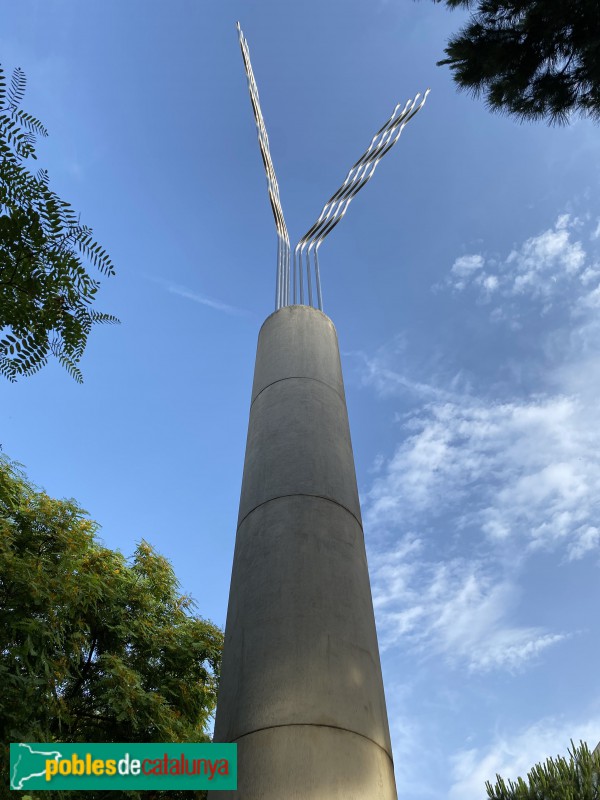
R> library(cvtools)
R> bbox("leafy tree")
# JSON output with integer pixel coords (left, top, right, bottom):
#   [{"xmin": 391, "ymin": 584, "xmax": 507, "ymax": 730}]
[
  {"xmin": 0, "ymin": 455, "xmax": 223, "ymax": 800},
  {"xmin": 431, "ymin": 0, "xmax": 600, "ymax": 125},
  {"xmin": 0, "ymin": 64, "xmax": 119, "ymax": 383},
  {"xmin": 486, "ymin": 740, "xmax": 600, "ymax": 800}
]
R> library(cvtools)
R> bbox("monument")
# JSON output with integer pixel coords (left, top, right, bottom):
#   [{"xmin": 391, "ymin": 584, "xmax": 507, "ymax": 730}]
[{"xmin": 209, "ymin": 24, "xmax": 428, "ymax": 799}]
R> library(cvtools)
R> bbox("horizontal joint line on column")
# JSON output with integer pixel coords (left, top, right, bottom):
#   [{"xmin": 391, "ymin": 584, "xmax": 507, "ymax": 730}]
[
  {"xmin": 237, "ymin": 493, "xmax": 363, "ymax": 531},
  {"xmin": 251, "ymin": 375, "xmax": 345, "ymax": 408},
  {"xmin": 231, "ymin": 722, "xmax": 394, "ymax": 765}
]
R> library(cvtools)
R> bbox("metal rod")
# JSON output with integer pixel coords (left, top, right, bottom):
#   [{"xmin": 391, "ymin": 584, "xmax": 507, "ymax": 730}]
[
  {"xmin": 237, "ymin": 22, "xmax": 290, "ymax": 310},
  {"xmin": 293, "ymin": 248, "xmax": 297, "ymax": 304},
  {"xmin": 299, "ymin": 95, "xmax": 421, "ymax": 252},
  {"xmin": 284, "ymin": 240, "xmax": 290, "ymax": 306},
  {"xmin": 298, "ymin": 246, "xmax": 304, "ymax": 304},
  {"xmin": 314, "ymin": 249, "xmax": 323, "ymax": 312},
  {"xmin": 276, "ymin": 238, "xmax": 281, "ymax": 310},
  {"xmin": 294, "ymin": 90, "xmax": 429, "ymax": 302},
  {"xmin": 306, "ymin": 249, "xmax": 313, "ymax": 307},
  {"xmin": 237, "ymin": 22, "xmax": 429, "ymax": 312}
]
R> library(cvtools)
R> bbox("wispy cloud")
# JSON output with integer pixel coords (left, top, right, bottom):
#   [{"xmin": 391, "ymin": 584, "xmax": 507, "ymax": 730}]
[
  {"xmin": 386, "ymin": 685, "xmax": 441, "ymax": 800},
  {"xmin": 364, "ymin": 392, "xmax": 600, "ymax": 561},
  {"xmin": 450, "ymin": 254, "xmax": 485, "ymax": 290},
  {"xmin": 167, "ymin": 283, "xmax": 248, "ymax": 316},
  {"xmin": 361, "ymin": 210, "xmax": 600, "ymax": 673},
  {"xmin": 369, "ymin": 538, "xmax": 567, "ymax": 671},
  {"xmin": 353, "ymin": 336, "xmax": 469, "ymax": 403},
  {"xmin": 439, "ymin": 214, "xmax": 599, "ymax": 315},
  {"xmin": 449, "ymin": 715, "xmax": 600, "ymax": 800},
  {"xmin": 147, "ymin": 276, "xmax": 250, "ymax": 317},
  {"xmin": 364, "ymin": 243, "xmax": 600, "ymax": 560}
]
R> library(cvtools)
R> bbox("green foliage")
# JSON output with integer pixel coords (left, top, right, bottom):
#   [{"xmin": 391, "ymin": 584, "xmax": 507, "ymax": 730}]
[
  {"xmin": 432, "ymin": 0, "xmax": 600, "ymax": 124},
  {"xmin": 486, "ymin": 740, "xmax": 600, "ymax": 800},
  {"xmin": 0, "ymin": 455, "xmax": 223, "ymax": 800},
  {"xmin": 0, "ymin": 64, "xmax": 119, "ymax": 383}
]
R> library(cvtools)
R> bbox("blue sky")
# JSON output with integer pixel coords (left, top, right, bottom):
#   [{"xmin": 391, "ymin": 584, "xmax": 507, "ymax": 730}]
[{"xmin": 2, "ymin": 1, "xmax": 600, "ymax": 797}]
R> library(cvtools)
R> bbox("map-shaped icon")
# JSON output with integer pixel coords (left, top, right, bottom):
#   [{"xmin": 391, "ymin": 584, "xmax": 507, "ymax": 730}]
[{"xmin": 11, "ymin": 743, "xmax": 63, "ymax": 790}]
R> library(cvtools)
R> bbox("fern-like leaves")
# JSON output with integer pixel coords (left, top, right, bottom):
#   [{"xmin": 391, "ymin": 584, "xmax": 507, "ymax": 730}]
[
  {"xmin": 0, "ymin": 62, "xmax": 119, "ymax": 383},
  {"xmin": 6, "ymin": 67, "xmax": 26, "ymax": 110},
  {"xmin": 0, "ymin": 66, "xmax": 6, "ymax": 109}
]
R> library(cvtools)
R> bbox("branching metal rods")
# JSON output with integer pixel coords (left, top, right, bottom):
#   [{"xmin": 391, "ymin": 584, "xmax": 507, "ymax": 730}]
[
  {"xmin": 237, "ymin": 22, "xmax": 290, "ymax": 310},
  {"xmin": 294, "ymin": 90, "xmax": 430, "ymax": 311},
  {"xmin": 237, "ymin": 22, "xmax": 429, "ymax": 313}
]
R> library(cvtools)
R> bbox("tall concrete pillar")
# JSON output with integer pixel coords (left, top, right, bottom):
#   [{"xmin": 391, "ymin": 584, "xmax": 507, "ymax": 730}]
[{"xmin": 211, "ymin": 305, "xmax": 397, "ymax": 799}]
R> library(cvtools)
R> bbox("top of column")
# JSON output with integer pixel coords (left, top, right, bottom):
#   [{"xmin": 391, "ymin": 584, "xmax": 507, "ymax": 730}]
[{"xmin": 251, "ymin": 305, "xmax": 345, "ymax": 404}]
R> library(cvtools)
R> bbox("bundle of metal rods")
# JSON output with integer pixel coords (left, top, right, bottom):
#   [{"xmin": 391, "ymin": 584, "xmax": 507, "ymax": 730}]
[
  {"xmin": 237, "ymin": 23, "xmax": 290, "ymax": 310},
  {"xmin": 237, "ymin": 22, "xmax": 429, "ymax": 313}
]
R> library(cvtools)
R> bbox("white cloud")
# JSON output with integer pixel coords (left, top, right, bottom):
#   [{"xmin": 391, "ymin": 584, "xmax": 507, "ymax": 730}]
[
  {"xmin": 369, "ymin": 540, "xmax": 567, "ymax": 671},
  {"xmin": 508, "ymin": 222, "xmax": 585, "ymax": 295},
  {"xmin": 449, "ymin": 715, "xmax": 600, "ymax": 800},
  {"xmin": 577, "ymin": 282, "xmax": 600, "ymax": 311},
  {"xmin": 451, "ymin": 254, "xmax": 484, "ymax": 277},
  {"xmin": 443, "ymin": 215, "xmax": 592, "ymax": 308},
  {"xmin": 357, "ymin": 348, "xmax": 461, "ymax": 403},
  {"xmin": 579, "ymin": 265, "xmax": 600, "ymax": 285},
  {"xmin": 362, "ymin": 208, "xmax": 600, "ymax": 675},
  {"xmin": 145, "ymin": 275, "xmax": 249, "ymax": 316},
  {"xmin": 167, "ymin": 283, "xmax": 247, "ymax": 315},
  {"xmin": 364, "ymin": 394, "xmax": 600, "ymax": 561},
  {"xmin": 481, "ymin": 274, "xmax": 499, "ymax": 293},
  {"xmin": 386, "ymin": 686, "xmax": 441, "ymax": 800}
]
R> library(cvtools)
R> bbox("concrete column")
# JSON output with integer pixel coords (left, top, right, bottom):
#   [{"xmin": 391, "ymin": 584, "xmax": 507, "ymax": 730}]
[{"xmin": 210, "ymin": 305, "xmax": 397, "ymax": 800}]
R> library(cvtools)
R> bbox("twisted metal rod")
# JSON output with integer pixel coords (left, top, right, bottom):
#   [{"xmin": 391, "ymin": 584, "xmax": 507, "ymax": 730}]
[
  {"xmin": 295, "ymin": 89, "xmax": 430, "ymax": 311},
  {"xmin": 237, "ymin": 22, "xmax": 290, "ymax": 309},
  {"xmin": 237, "ymin": 22, "xmax": 429, "ymax": 313}
]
